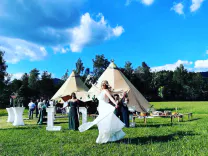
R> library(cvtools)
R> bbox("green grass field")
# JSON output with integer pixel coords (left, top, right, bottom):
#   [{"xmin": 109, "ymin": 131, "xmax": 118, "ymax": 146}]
[{"xmin": 0, "ymin": 102, "xmax": 208, "ymax": 156}]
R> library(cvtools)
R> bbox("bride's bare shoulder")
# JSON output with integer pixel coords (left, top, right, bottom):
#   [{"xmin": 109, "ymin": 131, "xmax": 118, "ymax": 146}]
[
  {"xmin": 103, "ymin": 89, "xmax": 108, "ymax": 92},
  {"xmin": 103, "ymin": 89, "xmax": 111, "ymax": 95}
]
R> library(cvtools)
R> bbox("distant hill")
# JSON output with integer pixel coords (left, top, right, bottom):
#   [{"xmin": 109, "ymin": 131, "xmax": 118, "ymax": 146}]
[
  {"xmin": 53, "ymin": 78, "xmax": 63, "ymax": 85},
  {"xmin": 200, "ymin": 72, "xmax": 208, "ymax": 78}
]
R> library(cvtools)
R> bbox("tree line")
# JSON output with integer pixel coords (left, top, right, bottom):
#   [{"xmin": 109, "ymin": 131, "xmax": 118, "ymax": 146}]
[{"xmin": 0, "ymin": 50, "xmax": 208, "ymax": 108}]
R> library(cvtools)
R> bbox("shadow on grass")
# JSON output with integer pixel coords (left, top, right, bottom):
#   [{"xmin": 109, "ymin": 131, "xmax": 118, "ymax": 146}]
[
  {"xmin": 54, "ymin": 121, "xmax": 68, "ymax": 124},
  {"xmin": 135, "ymin": 123, "xmax": 173, "ymax": 128},
  {"xmin": 157, "ymin": 108, "xmax": 180, "ymax": 112},
  {"xmin": 0, "ymin": 113, "xmax": 8, "ymax": 117},
  {"xmin": 0, "ymin": 126, "xmax": 41, "ymax": 131},
  {"xmin": 116, "ymin": 131, "xmax": 197, "ymax": 145},
  {"xmin": 182, "ymin": 118, "xmax": 201, "ymax": 122}
]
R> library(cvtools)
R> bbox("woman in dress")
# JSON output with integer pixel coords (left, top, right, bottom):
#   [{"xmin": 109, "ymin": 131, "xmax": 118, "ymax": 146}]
[
  {"xmin": 79, "ymin": 80, "xmax": 125, "ymax": 144},
  {"xmin": 63, "ymin": 93, "xmax": 79, "ymax": 130}
]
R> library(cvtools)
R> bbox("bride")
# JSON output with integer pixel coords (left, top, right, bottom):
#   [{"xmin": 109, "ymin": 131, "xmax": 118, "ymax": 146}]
[{"xmin": 79, "ymin": 80, "xmax": 125, "ymax": 144}]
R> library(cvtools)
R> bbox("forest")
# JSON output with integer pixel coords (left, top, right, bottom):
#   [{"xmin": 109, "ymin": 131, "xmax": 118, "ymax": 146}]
[{"xmin": 1, "ymin": 50, "xmax": 208, "ymax": 108}]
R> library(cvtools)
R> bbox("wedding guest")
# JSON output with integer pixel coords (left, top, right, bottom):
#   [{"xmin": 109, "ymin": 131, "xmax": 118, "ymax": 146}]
[
  {"xmin": 63, "ymin": 93, "xmax": 79, "ymax": 130},
  {"xmin": 35, "ymin": 99, "xmax": 39, "ymax": 118},
  {"xmin": 10, "ymin": 96, "xmax": 13, "ymax": 107},
  {"xmin": 38, "ymin": 99, "xmax": 44, "ymax": 113},
  {"xmin": 121, "ymin": 92, "xmax": 129, "ymax": 127},
  {"xmin": 62, "ymin": 101, "xmax": 68, "ymax": 115},
  {"xmin": 37, "ymin": 101, "xmax": 47, "ymax": 125},
  {"xmin": 114, "ymin": 94, "xmax": 123, "ymax": 121},
  {"xmin": 28, "ymin": 100, "xmax": 36, "ymax": 119}
]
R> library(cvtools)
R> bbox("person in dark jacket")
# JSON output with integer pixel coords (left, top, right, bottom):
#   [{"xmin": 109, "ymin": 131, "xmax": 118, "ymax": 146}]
[
  {"xmin": 114, "ymin": 94, "xmax": 123, "ymax": 121},
  {"xmin": 35, "ymin": 99, "xmax": 39, "ymax": 118},
  {"xmin": 121, "ymin": 92, "xmax": 129, "ymax": 127}
]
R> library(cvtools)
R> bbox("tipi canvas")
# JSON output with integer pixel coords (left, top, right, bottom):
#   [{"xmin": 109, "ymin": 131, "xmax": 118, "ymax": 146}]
[
  {"xmin": 51, "ymin": 71, "xmax": 89, "ymax": 101},
  {"xmin": 88, "ymin": 62, "xmax": 152, "ymax": 112}
]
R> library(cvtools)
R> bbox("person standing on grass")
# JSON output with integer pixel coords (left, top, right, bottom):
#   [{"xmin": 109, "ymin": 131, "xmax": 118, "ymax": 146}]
[
  {"xmin": 121, "ymin": 92, "xmax": 129, "ymax": 128},
  {"xmin": 37, "ymin": 100, "xmax": 47, "ymax": 125},
  {"xmin": 62, "ymin": 93, "xmax": 79, "ymax": 130},
  {"xmin": 38, "ymin": 99, "xmax": 44, "ymax": 114},
  {"xmin": 35, "ymin": 99, "xmax": 39, "ymax": 118},
  {"xmin": 28, "ymin": 100, "xmax": 36, "ymax": 119},
  {"xmin": 79, "ymin": 80, "xmax": 125, "ymax": 144},
  {"xmin": 114, "ymin": 94, "xmax": 123, "ymax": 121},
  {"xmin": 10, "ymin": 96, "xmax": 13, "ymax": 107}
]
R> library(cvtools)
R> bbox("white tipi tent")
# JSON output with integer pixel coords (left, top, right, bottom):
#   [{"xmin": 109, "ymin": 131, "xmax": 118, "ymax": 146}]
[
  {"xmin": 88, "ymin": 62, "xmax": 152, "ymax": 112},
  {"xmin": 51, "ymin": 71, "xmax": 89, "ymax": 101}
]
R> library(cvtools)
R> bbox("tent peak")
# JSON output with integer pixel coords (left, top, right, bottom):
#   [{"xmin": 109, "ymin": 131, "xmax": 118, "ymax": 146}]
[
  {"xmin": 70, "ymin": 70, "xmax": 77, "ymax": 77},
  {"xmin": 108, "ymin": 61, "xmax": 117, "ymax": 69}
]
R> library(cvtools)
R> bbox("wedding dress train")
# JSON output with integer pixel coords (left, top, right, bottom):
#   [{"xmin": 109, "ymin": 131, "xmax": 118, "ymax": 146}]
[{"xmin": 79, "ymin": 91, "xmax": 125, "ymax": 144}]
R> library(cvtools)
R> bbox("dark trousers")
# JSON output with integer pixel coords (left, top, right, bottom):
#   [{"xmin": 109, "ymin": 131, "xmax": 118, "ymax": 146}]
[
  {"xmin": 35, "ymin": 107, "xmax": 39, "ymax": 118},
  {"xmin": 115, "ymin": 108, "xmax": 123, "ymax": 122},
  {"xmin": 121, "ymin": 106, "xmax": 129, "ymax": 127},
  {"xmin": 29, "ymin": 109, "xmax": 34, "ymax": 119}
]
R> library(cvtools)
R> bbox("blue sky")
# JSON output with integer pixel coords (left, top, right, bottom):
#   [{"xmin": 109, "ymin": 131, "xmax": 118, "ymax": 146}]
[{"xmin": 1, "ymin": 0, "xmax": 208, "ymax": 79}]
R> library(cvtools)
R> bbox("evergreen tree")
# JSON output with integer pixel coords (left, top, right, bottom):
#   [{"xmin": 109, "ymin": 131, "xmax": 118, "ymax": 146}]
[
  {"xmin": 62, "ymin": 69, "xmax": 69, "ymax": 82},
  {"xmin": 28, "ymin": 68, "xmax": 40, "ymax": 90},
  {"xmin": 0, "ymin": 51, "xmax": 8, "ymax": 91},
  {"xmin": 134, "ymin": 62, "xmax": 152, "ymax": 100},
  {"xmin": 75, "ymin": 58, "xmax": 85, "ymax": 76},
  {"xmin": 16, "ymin": 85, "xmax": 28, "ymax": 107},
  {"xmin": 172, "ymin": 64, "xmax": 188, "ymax": 100},
  {"xmin": 92, "ymin": 54, "xmax": 110, "ymax": 83},
  {"xmin": 0, "ymin": 50, "xmax": 10, "ymax": 108},
  {"xmin": 10, "ymin": 79, "xmax": 22, "ymax": 93},
  {"xmin": 121, "ymin": 61, "xmax": 134, "ymax": 81},
  {"xmin": 39, "ymin": 71, "xmax": 54, "ymax": 99}
]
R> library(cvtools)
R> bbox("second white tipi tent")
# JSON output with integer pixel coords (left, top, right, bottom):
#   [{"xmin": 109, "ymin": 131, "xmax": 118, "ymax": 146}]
[
  {"xmin": 51, "ymin": 71, "xmax": 89, "ymax": 102},
  {"xmin": 88, "ymin": 62, "xmax": 152, "ymax": 112}
]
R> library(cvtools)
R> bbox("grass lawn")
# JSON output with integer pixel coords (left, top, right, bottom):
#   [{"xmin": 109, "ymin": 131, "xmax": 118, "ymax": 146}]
[{"xmin": 0, "ymin": 102, "xmax": 208, "ymax": 156}]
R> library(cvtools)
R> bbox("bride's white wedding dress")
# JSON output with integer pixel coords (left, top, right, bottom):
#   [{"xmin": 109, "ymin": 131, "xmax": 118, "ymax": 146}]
[{"xmin": 79, "ymin": 90, "xmax": 125, "ymax": 144}]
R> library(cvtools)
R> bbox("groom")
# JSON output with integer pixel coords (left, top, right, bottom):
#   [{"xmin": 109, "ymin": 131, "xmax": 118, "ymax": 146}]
[{"xmin": 114, "ymin": 94, "xmax": 123, "ymax": 121}]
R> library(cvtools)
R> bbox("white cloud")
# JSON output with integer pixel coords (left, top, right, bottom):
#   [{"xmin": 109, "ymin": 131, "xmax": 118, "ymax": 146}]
[
  {"xmin": 141, "ymin": 0, "xmax": 154, "ymax": 5},
  {"xmin": 171, "ymin": 3, "xmax": 184, "ymax": 15},
  {"xmin": 125, "ymin": 0, "xmax": 132, "ymax": 6},
  {"xmin": 206, "ymin": 50, "xmax": 208, "ymax": 54},
  {"xmin": 0, "ymin": 11, "xmax": 124, "ymax": 62},
  {"xmin": 68, "ymin": 13, "xmax": 124, "ymax": 52},
  {"xmin": 190, "ymin": 0, "xmax": 204, "ymax": 12},
  {"xmin": 0, "ymin": 1, "xmax": 124, "ymax": 63},
  {"xmin": 125, "ymin": 0, "xmax": 154, "ymax": 6},
  {"xmin": 11, "ymin": 72, "xmax": 24, "ymax": 80},
  {"xmin": 194, "ymin": 60, "xmax": 208, "ymax": 69},
  {"xmin": 0, "ymin": 36, "xmax": 47, "ymax": 64},
  {"xmin": 151, "ymin": 60, "xmax": 193, "ymax": 72},
  {"xmin": 113, "ymin": 26, "xmax": 125, "ymax": 37}
]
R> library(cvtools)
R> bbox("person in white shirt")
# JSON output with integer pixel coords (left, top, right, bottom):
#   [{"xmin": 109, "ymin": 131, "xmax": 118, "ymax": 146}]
[
  {"xmin": 28, "ymin": 100, "xmax": 36, "ymax": 119},
  {"xmin": 38, "ymin": 99, "xmax": 44, "ymax": 112}
]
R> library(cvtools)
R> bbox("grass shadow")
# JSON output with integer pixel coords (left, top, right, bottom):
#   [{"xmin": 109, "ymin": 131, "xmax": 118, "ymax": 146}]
[
  {"xmin": 0, "ymin": 113, "xmax": 8, "ymax": 117},
  {"xmin": 157, "ymin": 108, "xmax": 180, "ymax": 112},
  {"xmin": 54, "ymin": 121, "xmax": 68, "ymax": 124},
  {"xmin": 0, "ymin": 126, "xmax": 42, "ymax": 131},
  {"xmin": 182, "ymin": 118, "xmax": 201, "ymax": 122},
  {"xmin": 135, "ymin": 123, "xmax": 173, "ymax": 128},
  {"xmin": 55, "ymin": 116, "xmax": 68, "ymax": 119},
  {"xmin": 116, "ymin": 131, "xmax": 197, "ymax": 145}
]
